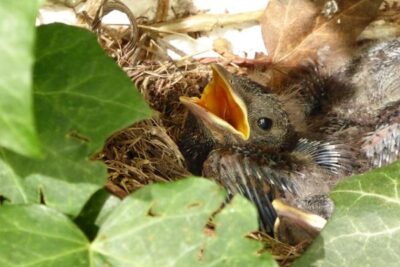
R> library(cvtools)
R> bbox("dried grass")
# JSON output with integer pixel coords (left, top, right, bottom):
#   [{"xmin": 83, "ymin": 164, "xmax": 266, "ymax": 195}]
[{"xmin": 100, "ymin": 118, "xmax": 190, "ymax": 196}]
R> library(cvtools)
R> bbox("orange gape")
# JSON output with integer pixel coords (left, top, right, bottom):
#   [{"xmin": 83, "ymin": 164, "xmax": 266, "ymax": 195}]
[{"xmin": 195, "ymin": 69, "xmax": 249, "ymax": 139}]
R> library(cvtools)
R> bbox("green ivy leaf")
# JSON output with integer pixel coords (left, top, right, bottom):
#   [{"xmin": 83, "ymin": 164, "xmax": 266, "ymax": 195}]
[
  {"xmin": 0, "ymin": 204, "xmax": 90, "ymax": 267},
  {"xmin": 0, "ymin": 178, "xmax": 275, "ymax": 267},
  {"xmin": 33, "ymin": 23, "xmax": 150, "ymax": 153},
  {"xmin": 202, "ymin": 197, "xmax": 277, "ymax": 266},
  {"xmin": 0, "ymin": 0, "xmax": 42, "ymax": 157},
  {"xmin": 0, "ymin": 24, "xmax": 151, "ymax": 216},
  {"xmin": 91, "ymin": 177, "xmax": 224, "ymax": 266},
  {"xmin": 91, "ymin": 178, "xmax": 274, "ymax": 266},
  {"xmin": 0, "ymin": 159, "xmax": 28, "ymax": 204},
  {"xmin": 294, "ymin": 160, "xmax": 400, "ymax": 267},
  {"xmin": 24, "ymin": 174, "xmax": 100, "ymax": 215}
]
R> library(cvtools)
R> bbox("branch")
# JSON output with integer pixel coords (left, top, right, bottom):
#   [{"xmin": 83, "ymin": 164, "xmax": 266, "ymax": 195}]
[{"xmin": 151, "ymin": 10, "xmax": 263, "ymax": 33}]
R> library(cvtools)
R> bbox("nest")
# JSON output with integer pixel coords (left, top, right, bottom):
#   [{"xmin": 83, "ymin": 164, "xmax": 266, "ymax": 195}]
[
  {"xmin": 127, "ymin": 61, "xmax": 210, "ymax": 140},
  {"xmin": 101, "ymin": 118, "xmax": 190, "ymax": 197},
  {"xmin": 83, "ymin": 5, "xmax": 297, "ymax": 262}
]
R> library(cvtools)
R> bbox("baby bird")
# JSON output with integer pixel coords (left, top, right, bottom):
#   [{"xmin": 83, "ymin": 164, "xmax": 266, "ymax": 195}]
[
  {"xmin": 178, "ymin": 64, "xmax": 349, "ymax": 235},
  {"xmin": 325, "ymin": 38, "xmax": 400, "ymax": 169},
  {"xmin": 177, "ymin": 37, "xmax": 400, "ymax": 240},
  {"xmin": 295, "ymin": 37, "xmax": 400, "ymax": 171}
]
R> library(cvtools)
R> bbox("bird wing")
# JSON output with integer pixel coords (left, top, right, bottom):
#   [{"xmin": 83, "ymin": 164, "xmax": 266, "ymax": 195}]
[
  {"xmin": 294, "ymin": 138, "xmax": 352, "ymax": 174},
  {"xmin": 203, "ymin": 148, "xmax": 298, "ymax": 233}
]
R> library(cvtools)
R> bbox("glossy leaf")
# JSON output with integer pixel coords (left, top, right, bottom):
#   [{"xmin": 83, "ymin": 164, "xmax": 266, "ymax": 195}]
[
  {"xmin": 294, "ymin": 160, "xmax": 400, "ymax": 267},
  {"xmin": 0, "ymin": 179, "xmax": 275, "ymax": 267},
  {"xmin": 0, "ymin": 0, "xmax": 42, "ymax": 157},
  {"xmin": 202, "ymin": 197, "xmax": 277, "ymax": 266},
  {"xmin": 92, "ymin": 178, "xmax": 275, "ymax": 267},
  {"xmin": 0, "ymin": 24, "xmax": 151, "ymax": 216},
  {"xmin": 0, "ymin": 205, "xmax": 90, "ymax": 267}
]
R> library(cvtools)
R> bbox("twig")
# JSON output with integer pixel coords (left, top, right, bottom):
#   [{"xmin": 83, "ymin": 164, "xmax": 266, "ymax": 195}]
[
  {"xmin": 105, "ymin": 181, "xmax": 128, "ymax": 199},
  {"xmin": 155, "ymin": 0, "xmax": 170, "ymax": 23},
  {"xmin": 92, "ymin": 0, "xmax": 139, "ymax": 51},
  {"xmin": 359, "ymin": 21, "xmax": 400, "ymax": 40},
  {"xmin": 138, "ymin": 24, "xmax": 194, "ymax": 38},
  {"xmin": 198, "ymin": 56, "xmax": 272, "ymax": 68},
  {"xmin": 151, "ymin": 10, "xmax": 264, "ymax": 33}
]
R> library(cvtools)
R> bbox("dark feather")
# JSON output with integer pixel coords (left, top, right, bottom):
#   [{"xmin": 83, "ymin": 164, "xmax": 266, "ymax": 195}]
[
  {"xmin": 294, "ymin": 138, "xmax": 351, "ymax": 174},
  {"xmin": 203, "ymin": 148, "xmax": 298, "ymax": 233}
]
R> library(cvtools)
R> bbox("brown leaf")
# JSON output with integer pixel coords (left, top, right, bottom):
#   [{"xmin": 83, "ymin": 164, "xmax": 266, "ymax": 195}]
[{"xmin": 261, "ymin": 0, "xmax": 384, "ymax": 73}]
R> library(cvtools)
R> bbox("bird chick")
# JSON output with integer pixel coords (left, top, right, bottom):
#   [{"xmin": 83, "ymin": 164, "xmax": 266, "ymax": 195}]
[
  {"xmin": 336, "ymin": 38, "xmax": 400, "ymax": 168},
  {"xmin": 307, "ymin": 38, "xmax": 400, "ymax": 170},
  {"xmin": 178, "ymin": 64, "xmax": 349, "ymax": 235},
  {"xmin": 178, "ymin": 37, "xmax": 400, "ymax": 241}
]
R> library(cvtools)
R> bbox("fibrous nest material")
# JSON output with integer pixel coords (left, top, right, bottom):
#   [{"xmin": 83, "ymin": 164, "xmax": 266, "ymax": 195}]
[
  {"xmin": 101, "ymin": 118, "xmax": 190, "ymax": 197},
  {"xmin": 127, "ymin": 61, "xmax": 210, "ymax": 139},
  {"xmin": 128, "ymin": 61, "xmax": 209, "ymax": 115}
]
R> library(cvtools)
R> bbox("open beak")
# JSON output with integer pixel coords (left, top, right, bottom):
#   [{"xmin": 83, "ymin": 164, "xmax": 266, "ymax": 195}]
[{"xmin": 179, "ymin": 64, "xmax": 250, "ymax": 140}]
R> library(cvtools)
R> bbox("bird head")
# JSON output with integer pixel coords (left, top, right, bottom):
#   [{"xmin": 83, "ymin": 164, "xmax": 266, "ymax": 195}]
[{"xmin": 180, "ymin": 64, "xmax": 295, "ymax": 150}]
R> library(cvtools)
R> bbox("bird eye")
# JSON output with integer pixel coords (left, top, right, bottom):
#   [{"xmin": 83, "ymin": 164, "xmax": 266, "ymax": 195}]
[{"xmin": 257, "ymin": 117, "xmax": 273, "ymax": 130}]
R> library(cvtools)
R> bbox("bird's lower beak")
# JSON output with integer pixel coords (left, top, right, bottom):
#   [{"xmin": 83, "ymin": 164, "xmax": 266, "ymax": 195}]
[{"xmin": 179, "ymin": 64, "xmax": 250, "ymax": 140}]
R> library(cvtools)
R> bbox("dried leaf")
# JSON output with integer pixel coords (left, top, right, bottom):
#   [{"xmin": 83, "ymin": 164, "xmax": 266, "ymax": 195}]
[{"xmin": 261, "ymin": 0, "xmax": 384, "ymax": 72}]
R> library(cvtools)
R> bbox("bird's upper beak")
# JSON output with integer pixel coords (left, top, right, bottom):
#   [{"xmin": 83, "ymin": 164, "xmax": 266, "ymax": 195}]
[{"xmin": 179, "ymin": 64, "xmax": 250, "ymax": 140}]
